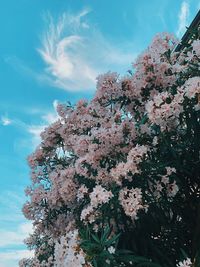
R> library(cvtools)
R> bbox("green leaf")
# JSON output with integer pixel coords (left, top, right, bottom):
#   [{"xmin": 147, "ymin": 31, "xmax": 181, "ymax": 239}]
[
  {"xmin": 91, "ymin": 234, "xmax": 101, "ymax": 244},
  {"xmin": 180, "ymin": 248, "xmax": 188, "ymax": 258},
  {"xmin": 105, "ymin": 233, "xmax": 121, "ymax": 247},
  {"xmin": 101, "ymin": 225, "xmax": 110, "ymax": 244}
]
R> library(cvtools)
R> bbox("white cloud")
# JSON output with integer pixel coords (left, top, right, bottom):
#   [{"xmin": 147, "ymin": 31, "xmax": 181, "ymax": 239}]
[
  {"xmin": 57, "ymin": 8, "xmax": 91, "ymax": 31},
  {"xmin": 27, "ymin": 124, "xmax": 46, "ymax": 147},
  {"xmin": 0, "ymin": 249, "xmax": 34, "ymax": 267},
  {"xmin": 5, "ymin": 8, "xmax": 137, "ymax": 92},
  {"xmin": 176, "ymin": 1, "xmax": 190, "ymax": 37},
  {"xmin": 38, "ymin": 10, "xmax": 97, "ymax": 92},
  {"xmin": 0, "ymin": 190, "xmax": 32, "ymax": 232},
  {"xmin": 0, "ymin": 222, "xmax": 33, "ymax": 248},
  {"xmin": 42, "ymin": 99, "xmax": 59, "ymax": 124},
  {"xmin": 0, "ymin": 105, "xmax": 59, "ymax": 151},
  {"xmin": 0, "ymin": 190, "xmax": 26, "ymax": 224},
  {"xmin": 0, "ymin": 249, "xmax": 33, "ymax": 261},
  {"xmin": 0, "ymin": 190, "xmax": 33, "ymax": 266},
  {"xmin": 27, "ymin": 100, "xmax": 59, "ymax": 148},
  {"xmin": 0, "ymin": 191, "xmax": 33, "ymax": 267},
  {"xmin": 1, "ymin": 116, "xmax": 11, "ymax": 126},
  {"xmin": 1, "ymin": 101, "xmax": 59, "ymax": 149},
  {"xmin": 38, "ymin": 9, "xmax": 137, "ymax": 92}
]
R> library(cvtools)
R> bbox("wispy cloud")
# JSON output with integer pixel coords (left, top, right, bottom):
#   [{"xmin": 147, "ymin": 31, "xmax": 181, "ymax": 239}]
[
  {"xmin": 41, "ymin": 100, "xmax": 59, "ymax": 124},
  {"xmin": 176, "ymin": 1, "xmax": 190, "ymax": 37},
  {"xmin": 0, "ymin": 190, "xmax": 33, "ymax": 267},
  {"xmin": 1, "ymin": 116, "xmax": 12, "ymax": 126},
  {"xmin": 1, "ymin": 101, "xmax": 59, "ymax": 149},
  {"xmin": 53, "ymin": 7, "xmax": 91, "ymax": 31},
  {"xmin": 0, "ymin": 222, "xmax": 33, "ymax": 248},
  {"xmin": 0, "ymin": 249, "xmax": 34, "ymax": 267},
  {"xmin": 27, "ymin": 124, "xmax": 46, "ymax": 147},
  {"xmin": 0, "ymin": 190, "xmax": 29, "ymax": 227},
  {"xmin": 38, "ymin": 8, "xmax": 137, "ymax": 92},
  {"xmin": 5, "ymin": 8, "xmax": 137, "ymax": 92},
  {"xmin": 27, "ymin": 100, "xmax": 59, "ymax": 147},
  {"xmin": 38, "ymin": 9, "xmax": 98, "ymax": 92}
]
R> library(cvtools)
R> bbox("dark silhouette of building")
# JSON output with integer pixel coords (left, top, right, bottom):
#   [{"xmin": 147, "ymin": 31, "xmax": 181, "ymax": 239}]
[{"xmin": 175, "ymin": 9, "xmax": 200, "ymax": 52}]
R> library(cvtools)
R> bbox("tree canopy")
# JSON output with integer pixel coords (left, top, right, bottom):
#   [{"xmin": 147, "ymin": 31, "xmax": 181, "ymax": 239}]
[{"xmin": 20, "ymin": 31, "xmax": 200, "ymax": 267}]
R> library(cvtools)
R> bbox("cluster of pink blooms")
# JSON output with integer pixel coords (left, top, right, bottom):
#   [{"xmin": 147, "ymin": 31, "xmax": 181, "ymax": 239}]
[
  {"xmin": 21, "ymin": 32, "xmax": 200, "ymax": 266},
  {"xmin": 19, "ymin": 236, "xmax": 55, "ymax": 267},
  {"xmin": 80, "ymin": 185, "xmax": 113, "ymax": 223},
  {"xmin": 184, "ymin": 77, "xmax": 200, "ymax": 111},
  {"xmin": 54, "ymin": 230, "xmax": 90, "ymax": 267},
  {"xmin": 119, "ymin": 187, "xmax": 148, "ymax": 220},
  {"xmin": 177, "ymin": 258, "xmax": 192, "ymax": 267},
  {"xmin": 111, "ymin": 144, "xmax": 148, "ymax": 184},
  {"xmin": 48, "ymin": 168, "xmax": 77, "ymax": 207},
  {"xmin": 145, "ymin": 90, "xmax": 184, "ymax": 131},
  {"xmin": 184, "ymin": 77, "xmax": 200, "ymax": 99},
  {"xmin": 151, "ymin": 166, "xmax": 179, "ymax": 199}
]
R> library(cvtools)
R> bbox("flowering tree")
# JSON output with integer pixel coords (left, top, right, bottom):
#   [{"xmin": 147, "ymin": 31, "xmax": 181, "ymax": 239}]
[{"xmin": 20, "ymin": 31, "xmax": 200, "ymax": 267}]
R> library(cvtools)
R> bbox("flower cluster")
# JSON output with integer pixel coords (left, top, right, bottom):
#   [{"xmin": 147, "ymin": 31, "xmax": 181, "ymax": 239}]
[
  {"xmin": 119, "ymin": 187, "xmax": 148, "ymax": 220},
  {"xmin": 80, "ymin": 185, "xmax": 113, "ymax": 224},
  {"xmin": 151, "ymin": 166, "xmax": 179, "ymax": 199},
  {"xmin": 145, "ymin": 90, "xmax": 184, "ymax": 131},
  {"xmin": 111, "ymin": 144, "xmax": 148, "ymax": 184},
  {"xmin": 177, "ymin": 258, "xmax": 192, "ymax": 267},
  {"xmin": 21, "ymin": 32, "xmax": 200, "ymax": 266},
  {"xmin": 54, "ymin": 230, "xmax": 89, "ymax": 267}
]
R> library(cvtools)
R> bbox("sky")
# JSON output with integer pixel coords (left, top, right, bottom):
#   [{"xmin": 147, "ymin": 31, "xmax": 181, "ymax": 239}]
[{"xmin": 0, "ymin": 0, "xmax": 199, "ymax": 266}]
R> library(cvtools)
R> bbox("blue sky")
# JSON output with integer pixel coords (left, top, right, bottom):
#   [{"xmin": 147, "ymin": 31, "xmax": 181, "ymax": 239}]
[{"xmin": 0, "ymin": 0, "xmax": 199, "ymax": 266}]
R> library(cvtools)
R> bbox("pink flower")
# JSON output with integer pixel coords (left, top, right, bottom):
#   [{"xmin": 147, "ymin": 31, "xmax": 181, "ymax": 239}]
[{"xmin": 119, "ymin": 187, "xmax": 148, "ymax": 220}]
